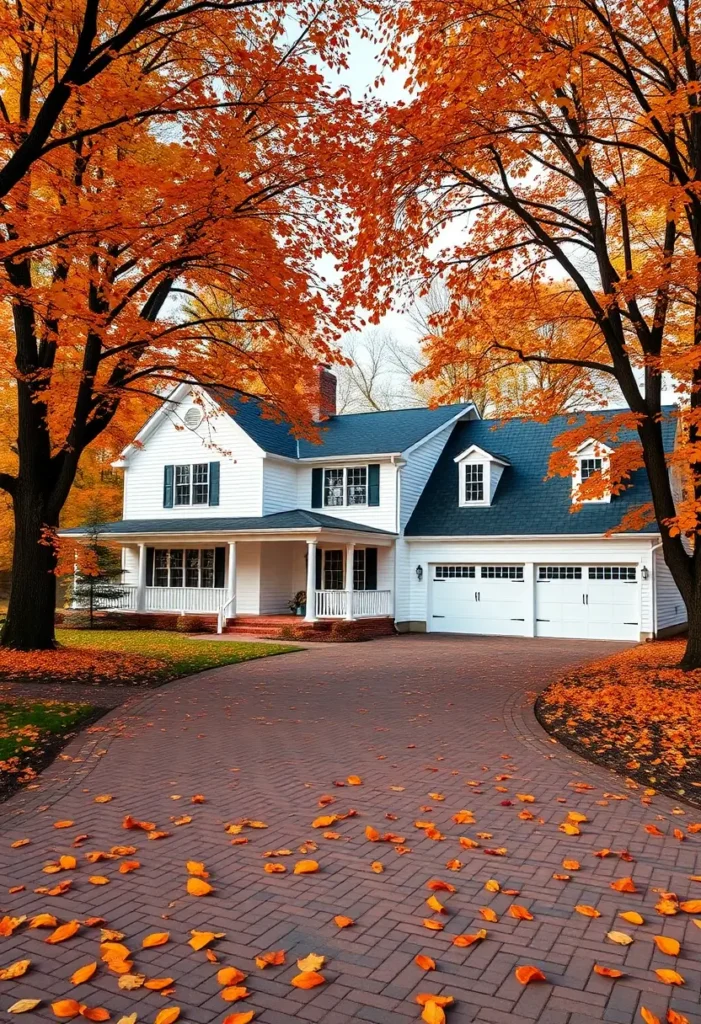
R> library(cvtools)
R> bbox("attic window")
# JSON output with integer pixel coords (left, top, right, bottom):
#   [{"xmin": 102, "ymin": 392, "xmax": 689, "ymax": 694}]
[
  {"xmin": 580, "ymin": 457, "xmax": 602, "ymax": 481},
  {"xmin": 464, "ymin": 464, "xmax": 484, "ymax": 503},
  {"xmin": 571, "ymin": 440, "xmax": 612, "ymax": 504}
]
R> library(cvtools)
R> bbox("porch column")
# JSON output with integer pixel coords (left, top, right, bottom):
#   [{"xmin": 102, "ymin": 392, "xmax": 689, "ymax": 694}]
[
  {"xmin": 136, "ymin": 543, "xmax": 146, "ymax": 611},
  {"xmin": 345, "ymin": 542, "xmax": 355, "ymax": 621},
  {"xmin": 227, "ymin": 541, "xmax": 237, "ymax": 615},
  {"xmin": 305, "ymin": 540, "xmax": 317, "ymax": 622}
]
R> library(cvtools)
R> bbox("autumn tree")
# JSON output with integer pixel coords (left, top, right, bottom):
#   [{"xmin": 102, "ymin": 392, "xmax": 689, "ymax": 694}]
[
  {"xmin": 351, "ymin": 0, "xmax": 701, "ymax": 667},
  {"xmin": 0, "ymin": 0, "xmax": 376, "ymax": 650}
]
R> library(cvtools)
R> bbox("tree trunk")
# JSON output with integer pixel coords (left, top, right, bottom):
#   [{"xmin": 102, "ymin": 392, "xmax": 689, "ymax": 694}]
[
  {"xmin": 681, "ymin": 596, "xmax": 701, "ymax": 671},
  {"xmin": 1, "ymin": 486, "xmax": 58, "ymax": 650}
]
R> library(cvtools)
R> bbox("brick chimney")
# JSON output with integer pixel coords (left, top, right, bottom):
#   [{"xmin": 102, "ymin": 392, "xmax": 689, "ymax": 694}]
[{"xmin": 313, "ymin": 363, "xmax": 337, "ymax": 421}]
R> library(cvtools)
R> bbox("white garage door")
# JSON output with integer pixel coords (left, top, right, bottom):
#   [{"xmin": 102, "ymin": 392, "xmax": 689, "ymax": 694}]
[
  {"xmin": 429, "ymin": 565, "xmax": 527, "ymax": 636},
  {"xmin": 535, "ymin": 565, "xmax": 640, "ymax": 641}
]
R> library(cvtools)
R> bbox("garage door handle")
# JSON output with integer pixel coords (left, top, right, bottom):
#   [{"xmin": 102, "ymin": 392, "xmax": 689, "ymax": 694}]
[
  {"xmin": 536, "ymin": 618, "xmax": 549, "ymax": 622},
  {"xmin": 511, "ymin": 618, "xmax": 525, "ymax": 621},
  {"xmin": 624, "ymin": 621, "xmax": 638, "ymax": 625},
  {"xmin": 432, "ymin": 615, "xmax": 445, "ymax": 618}
]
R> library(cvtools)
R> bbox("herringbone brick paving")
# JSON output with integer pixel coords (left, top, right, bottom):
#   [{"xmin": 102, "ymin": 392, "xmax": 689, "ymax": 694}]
[{"xmin": 0, "ymin": 634, "xmax": 700, "ymax": 1024}]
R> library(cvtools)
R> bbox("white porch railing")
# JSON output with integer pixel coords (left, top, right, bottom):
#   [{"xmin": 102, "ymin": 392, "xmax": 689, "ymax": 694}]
[
  {"xmin": 145, "ymin": 587, "xmax": 227, "ymax": 613},
  {"xmin": 74, "ymin": 585, "xmax": 139, "ymax": 611},
  {"xmin": 352, "ymin": 590, "xmax": 392, "ymax": 618},
  {"xmin": 315, "ymin": 590, "xmax": 392, "ymax": 619}
]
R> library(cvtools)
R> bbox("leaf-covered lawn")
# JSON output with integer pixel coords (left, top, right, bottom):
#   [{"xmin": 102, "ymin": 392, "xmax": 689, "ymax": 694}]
[
  {"xmin": 0, "ymin": 699, "xmax": 97, "ymax": 791},
  {"xmin": 537, "ymin": 639, "xmax": 701, "ymax": 804},
  {"xmin": 0, "ymin": 630, "xmax": 299, "ymax": 688}
]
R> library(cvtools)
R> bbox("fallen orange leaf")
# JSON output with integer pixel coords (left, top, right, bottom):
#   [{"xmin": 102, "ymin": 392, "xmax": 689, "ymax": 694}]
[
  {"xmin": 294, "ymin": 860, "xmax": 319, "ymax": 874},
  {"xmin": 334, "ymin": 916, "xmax": 353, "ymax": 928},
  {"xmin": 415, "ymin": 955, "xmax": 436, "ymax": 971},
  {"xmin": 515, "ymin": 965, "xmax": 546, "ymax": 985},
  {"xmin": 291, "ymin": 971, "xmax": 325, "ymax": 989},
  {"xmin": 593, "ymin": 965, "xmax": 624, "ymax": 978},
  {"xmin": 452, "ymin": 930, "xmax": 486, "ymax": 947},
  {"xmin": 46, "ymin": 921, "xmax": 80, "ymax": 944},
  {"xmin": 655, "ymin": 968, "xmax": 684, "ymax": 985},
  {"xmin": 186, "ymin": 877, "xmax": 213, "ymax": 896},
  {"xmin": 654, "ymin": 935, "xmax": 680, "ymax": 955},
  {"xmin": 51, "ymin": 1001, "xmax": 81, "ymax": 1019},
  {"xmin": 70, "ymin": 962, "xmax": 97, "ymax": 985},
  {"xmin": 154, "ymin": 1010, "xmax": 180, "ymax": 1024}
]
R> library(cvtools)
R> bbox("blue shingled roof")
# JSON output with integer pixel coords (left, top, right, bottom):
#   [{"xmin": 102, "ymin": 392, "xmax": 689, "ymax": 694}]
[
  {"xmin": 61, "ymin": 510, "xmax": 395, "ymax": 537},
  {"xmin": 213, "ymin": 390, "xmax": 471, "ymax": 458},
  {"xmin": 405, "ymin": 408, "xmax": 677, "ymax": 537}
]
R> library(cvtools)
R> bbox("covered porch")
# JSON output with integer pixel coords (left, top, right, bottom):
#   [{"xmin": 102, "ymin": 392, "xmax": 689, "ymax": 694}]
[{"xmin": 66, "ymin": 513, "xmax": 395, "ymax": 633}]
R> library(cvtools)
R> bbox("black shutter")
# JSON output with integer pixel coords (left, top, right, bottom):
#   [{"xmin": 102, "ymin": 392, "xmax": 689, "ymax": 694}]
[
  {"xmin": 365, "ymin": 547, "xmax": 378, "ymax": 590},
  {"xmin": 209, "ymin": 462, "xmax": 220, "ymax": 506},
  {"xmin": 311, "ymin": 467, "xmax": 323, "ymax": 508},
  {"xmin": 163, "ymin": 465, "xmax": 174, "ymax": 508},
  {"xmin": 315, "ymin": 547, "xmax": 322, "ymax": 590},
  {"xmin": 146, "ymin": 547, "xmax": 154, "ymax": 586},
  {"xmin": 368, "ymin": 464, "xmax": 380, "ymax": 506},
  {"xmin": 214, "ymin": 547, "xmax": 226, "ymax": 588}
]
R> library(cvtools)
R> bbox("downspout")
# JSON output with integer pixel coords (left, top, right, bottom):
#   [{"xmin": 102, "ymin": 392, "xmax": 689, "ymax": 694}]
[
  {"xmin": 391, "ymin": 455, "xmax": 402, "ymax": 625},
  {"xmin": 650, "ymin": 539, "xmax": 663, "ymax": 640}
]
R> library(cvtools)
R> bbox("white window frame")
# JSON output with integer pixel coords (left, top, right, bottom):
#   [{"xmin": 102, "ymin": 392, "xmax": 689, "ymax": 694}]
[
  {"xmin": 571, "ymin": 440, "xmax": 613, "ymax": 504},
  {"xmin": 458, "ymin": 459, "xmax": 490, "ymax": 506},
  {"xmin": 174, "ymin": 462, "xmax": 209, "ymax": 506},
  {"xmin": 323, "ymin": 465, "xmax": 368, "ymax": 509}
]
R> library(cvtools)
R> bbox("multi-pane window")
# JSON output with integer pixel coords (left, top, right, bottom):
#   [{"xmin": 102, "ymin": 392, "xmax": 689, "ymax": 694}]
[
  {"xmin": 346, "ymin": 467, "xmax": 367, "ymax": 505},
  {"xmin": 481, "ymin": 566, "xmax": 524, "ymax": 580},
  {"xmin": 588, "ymin": 566, "xmax": 636, "ymax": 581},
  {"xmin": 323, "ymin": 467, "xmax": 368, "ymax": 507},
  {"xmin": 580, "ymin": 457, "xmax": 602, "ymax": 480},
  {"xmin": 323, "ymin": 468, "xmax": 345, "ymax": 507},
  {"xmin": 538, "ymin": 566, "xmax": 582, "ymax": 580},
  {"xmin": 174, "ymin": 465, "xmax": 191, "ymax": 505},
  {"xmin": 464, "ymin": 463, "xmax": 484, "ymax": 502},
  {"xmin": 353, "ymin": 549, "xmax": 366, "ymax": 591},
  {"xmin": 324, "ymin": 550, "xmax": 344, "ymax": 590},
  {"xmin": 151, "ymin": 549, "xmax": 216, "ymax": 588},
  {"xmin": 435, "ymin": 566, "xmax": 476, "ymax": 579},
  {"xmin": 192, "ymin": 464, "xmax": 209, "ymax": 504},
  {"xmin": 174, "ymin": 463, "xmax": 208, "ymax": 505}
]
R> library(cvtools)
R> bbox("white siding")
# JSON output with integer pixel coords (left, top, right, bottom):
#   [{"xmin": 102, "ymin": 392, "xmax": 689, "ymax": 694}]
[
  {"xmin": 124, "ymin": 396, "xmax": 264, "ymax": 520},
  {"xmin": 296, "ymin": 460, "xmax": 398, "ymax": 532},
  {"xmin": 259, "ymin": 542, "xmax": 296, "ymax": 614},
  {"xmin": 123, "ymin": 545, "xmax": 139, "ymax": 585},
  {"xmin": 655, "ymin": 550, "xmax": 687, "ymax": 631},
  {"xmin": 263, "ymin": 460, "xmax": 299, "ymax": 515},
  {"xmin": 400, "ymin": 426, "xmax": 453, "ymax": 528},
  {"xmin": 405, "ymin": 536, "xmax": 655, "ymax": 637}
]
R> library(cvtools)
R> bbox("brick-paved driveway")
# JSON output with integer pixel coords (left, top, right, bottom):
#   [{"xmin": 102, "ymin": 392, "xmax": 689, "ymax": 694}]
[{"xmin": 1, "ymin": 635, "xmax": 700, "ymax": 1024}]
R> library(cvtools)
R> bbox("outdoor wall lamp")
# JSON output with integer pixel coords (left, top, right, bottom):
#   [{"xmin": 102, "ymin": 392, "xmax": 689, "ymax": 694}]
[
  {"xmin": 416, "ymin": 565, "xmax": 423, "ymax": 581},
  {"xmin": 641, "ymin": 566, "xmax": 650, "ymax": 581}
]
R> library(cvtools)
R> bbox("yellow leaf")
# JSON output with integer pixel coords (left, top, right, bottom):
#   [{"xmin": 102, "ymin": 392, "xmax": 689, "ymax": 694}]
[
  {"xmin": 94, "ymin": 795, "xmax": 113, "ymax": 804},
  {"xmin": 70, "ymin": 962, "xmax": 97, "ymax": 985},
  {"xmin": 154, "ymin": 1010, "xmax": 180, "ymax": 1024},
  {"xmin": 421, "ymin": 1002, "xmax": 446, "ymax": 1024},
  {"xmin": 186, "ymin": 861, "xmax": 208, "ymax": 878},
  {"xmin": 142, "ymin": 932, "xmax": 169, "ymax": 948},
  {"xmin": 426, "ymin": 895, "xmax": 446, "ymax": 914},
  {"xmin": 29, "ymin": 914, "xmax": 57, "ymax": 928},
  {"xmin": 116, "ymin": 1017, "xmax": 137, "ymax": 1024},
  {"xmin": 186, "ymin": 877, "xmax": 213, "ymax": 897},
  {"xmin": 88, "ymin": 877, "xmax": 110, "ymax": 886},
  {"xmin": 117, "ymin": 974, "xmax": 145, "ymax": 990},
  {"xmin": 679, "ymin": 900, "xmax": 701, "ymax": 913},
  {"xmin": 606, "ymin": 931, "xmax": 633, "ymax": 945},
  {"xmin": 484, "ymin": 879, "xmax": 500, "ymax": 893},
  {"xmin": 655, "ymin": 969, "xmax": 684, "ymax": 985},
  {"xmin": 559, "ymin": 823, "xmax": 580, "ymax": 836},
  {"xmin": 0, "ymin": 959, "xmax": 31, "ymax": 980},
  {"xmin": 8, "ymin": 999, "xmax": 41, "ymax": 1013},
  {"xmin": 290, "ymin": 971, "xmax": 325, "ymax": 989},
  {"xmin": 654, "ymin": 935, "xmax": 680, "ymax": 955},
  {"xmin": 297, "ymin": 954, "xmax": 325, "ymax": 972},
  {"xmin": 293, "ymin": 860, "xmax": 319, "ymax": 874}
]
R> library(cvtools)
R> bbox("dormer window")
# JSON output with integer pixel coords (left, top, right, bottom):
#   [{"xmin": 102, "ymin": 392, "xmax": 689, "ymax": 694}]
[
  {"xmin": 464, "ymin": 464, "xmax": 484, "ymax": 502},
  {"xmin": 572, "ymin": 441, "xmax": 612, "ymax": 503},
  {"xmin": 454, "ymin": 445, "xmax": 510, "ymax": 507}
]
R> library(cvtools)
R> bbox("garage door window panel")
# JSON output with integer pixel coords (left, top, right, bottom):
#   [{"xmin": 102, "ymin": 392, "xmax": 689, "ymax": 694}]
[
  {"xmin": 435, "ymin": 566, "xmax": 476, "ymax": 579},
  {"xmin": 589, "ymin": 566, "xmax": 636, "ymax": 581},
  {"xmin": 481, "ymin": 566, "xmax": 524, "ymax": 580},
  {"xmin": 538, "ymin": 566, "xmax": 582, "ymax": 580}
]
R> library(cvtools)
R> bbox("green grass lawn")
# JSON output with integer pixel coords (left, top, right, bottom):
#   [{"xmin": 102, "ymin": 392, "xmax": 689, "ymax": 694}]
[
  {"xmin": 0, "ymin": 699, "xmax": 96, "ymax": 764},
  {"xmin": 52, "ymin": 628, "xmax": 299, "ymax": 685}
]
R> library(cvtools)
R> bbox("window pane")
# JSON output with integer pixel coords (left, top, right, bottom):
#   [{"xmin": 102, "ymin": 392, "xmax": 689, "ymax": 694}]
[
  {"xmin": 323, "ymin": 550, "xmax": 344, "ymax": 590},
  {"xmin": 435, "ymin": 566, "xmax": 476, "ymax": 578},
  {"xmin": 481, "ymin": 565, "xmax": 524, "ymax": 580},
  {"xmin": 347, "ymin": 467, "xmax": 367, "ymax": 505},
  {"xmin": 588, "ymin": 566, "xmax": 636, "ymax": 581},
  {"xmin": 324, "ymin": 468, "xmax": 344, "ymax": 506},
  {"xmin": 169, "ymin": 549, "xmax": 184, "ymax": 588},
  {"xmin": 185, "ymin": 550, "xmax": 200, "ymax": 588},
  {"xmin": 538, "ymin": 566, "xmax": 582, "ymax": 580},
  {"xmin": 464, "ymin": 463, "xmax": 484, "ymax": 502},
  {"xmin": 580, "ymin": 458, "xmax": 602, "ymax": 481},
  {"xmin": 353, "ymin": 549, "xmax": 366, "ymax": 591},
  {"xmin": 200, "ymin": 548, "xmax": 214, "ymax": 588},
  {"xmin": 192, "ymin": 463, "xmax": 209, "ymax": 504},
  {"xmin": 154, "ymin": 550, "xmax": 168, "ymax": 587},
  {"xmin": 175, "ymin": 464, "xmax": 191, "ymax": 505}
]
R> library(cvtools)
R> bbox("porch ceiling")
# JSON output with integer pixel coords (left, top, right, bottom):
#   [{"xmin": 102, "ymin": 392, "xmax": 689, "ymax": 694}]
[{"xmin": 60, "ymin": 510, "xmax": 396, "ymax": 545}]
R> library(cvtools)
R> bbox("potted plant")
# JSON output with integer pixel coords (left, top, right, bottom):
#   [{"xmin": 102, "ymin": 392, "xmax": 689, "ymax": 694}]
[{"xmin": 288, "ymin": 590, "xmax": 306, "ymax": 616}]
